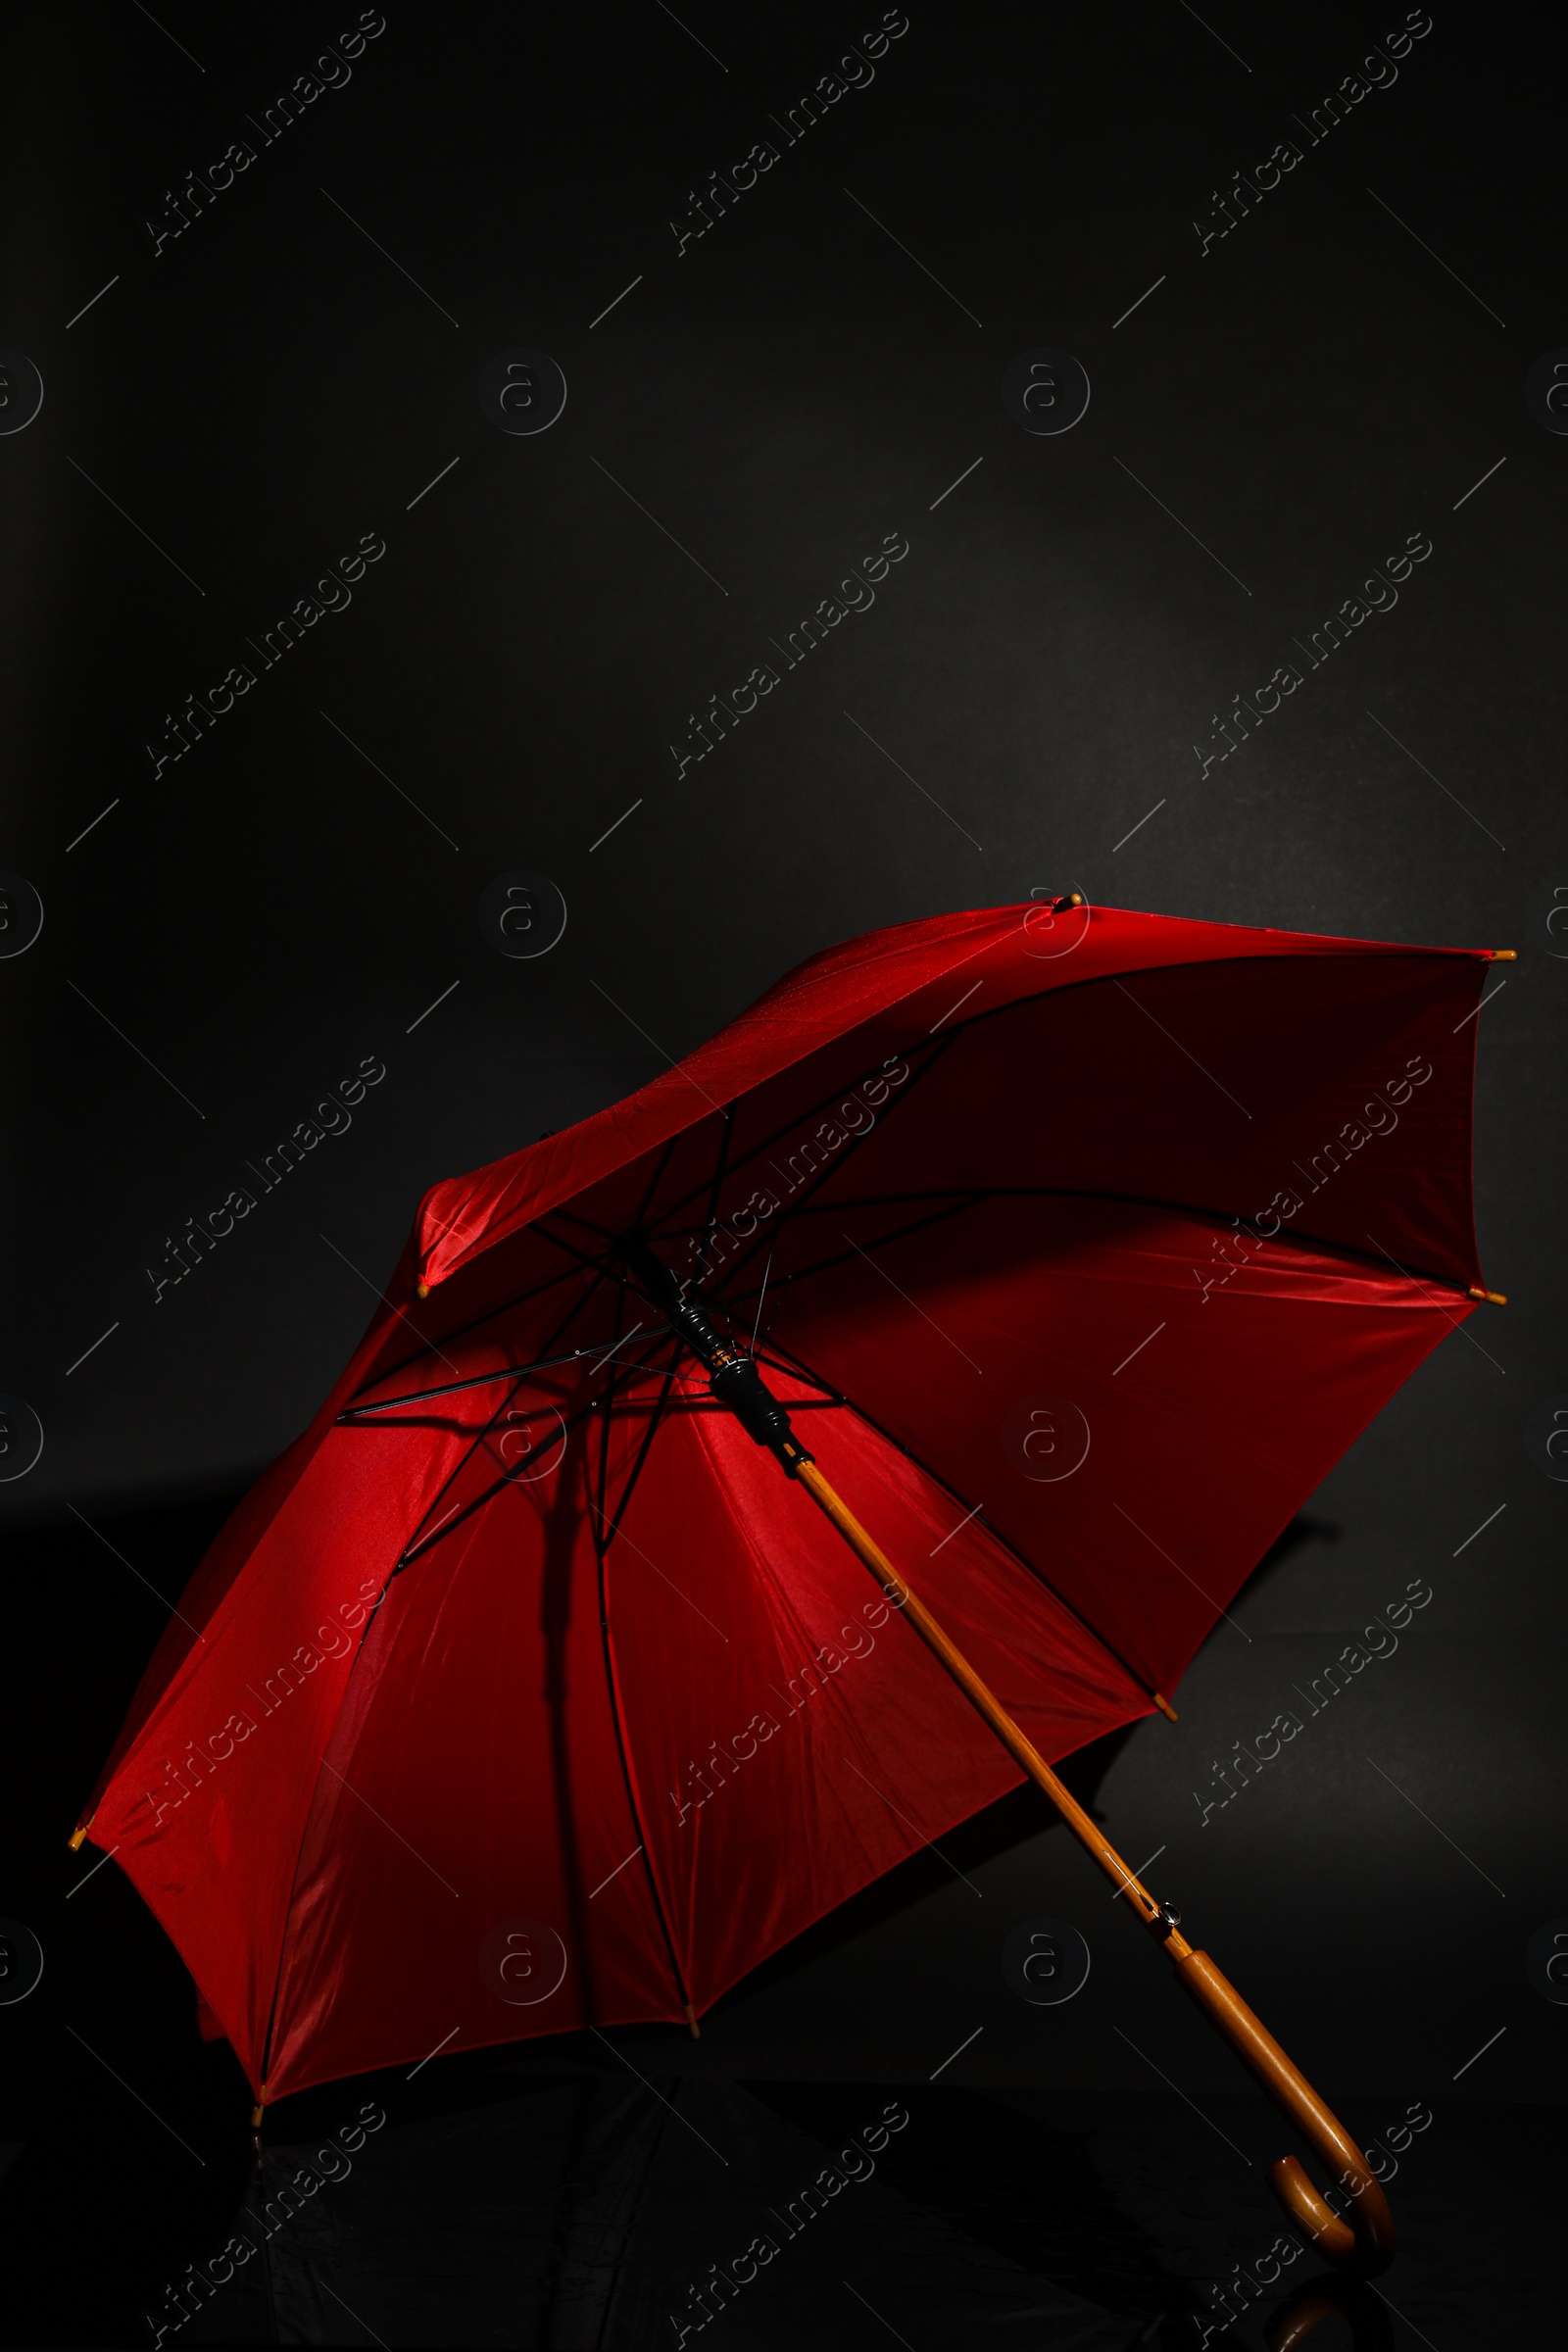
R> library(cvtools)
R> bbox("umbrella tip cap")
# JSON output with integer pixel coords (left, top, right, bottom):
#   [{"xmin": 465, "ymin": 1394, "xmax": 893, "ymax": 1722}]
[
  {"xmin": 1489, "ymin": 949, "xmax": 1516, "ymax": 959},
  {"xmin": 1153, "ymin": 1691, "xmax": 1179, "ymax": 1723},
  {"xmin": 1467, "ymin": 1286, "xmax": 1507, "ymax": 1305},
  {"xmin": 416, "ymin": 1279, "xmax": 430, "ymax": 1298}
]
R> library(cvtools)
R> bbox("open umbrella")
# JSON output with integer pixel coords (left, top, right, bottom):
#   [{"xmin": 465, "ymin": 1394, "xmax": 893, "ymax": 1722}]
[{"xmin": 73, "ymin": 898, "xmax": 1509, "ymax": 2277}]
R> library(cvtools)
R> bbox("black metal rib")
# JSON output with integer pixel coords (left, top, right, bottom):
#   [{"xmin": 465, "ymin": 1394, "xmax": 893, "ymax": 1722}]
[
  {"xmin": 336, "ymin": 1339, "xmax": 663, "ymax": 1420},
  {"xmin": 344, "ymin": 1256, "xmax": 591, "ymax": 1401},
  {"xmin": 711, "ymin": 1183, "xmax": 1483, "ymax": 1304},
  {"xmin": 638, "ymin": 1034, "xmax": 952, "ymax": 1244},
  {"xmin": 692, "ymin": 1102, "xmax": 735, "ymax": 1290},
  {"xmin": 532, "ymin": 1219, "xmax": 625, "ymax": 1282},
  {"xmin": 373, "ymin": 1253, "xmax": 629, "ymax": 1575},
  {"xmin": 631, "ymin": 1126, "xmax": 687, "ymax": 1232},
  {"xmin": 718, "ymin": 1195, "xmax": 991, "ymax": 1312},
  {"xmin": 662, "ymin": 1031, "xmax": 960, "ymax": 1307},
  {"xmin": 394, "ymin": 1339, "xmax": 675, "ymax": 1569},
  {"xmin": 546, "ymin": 1206, "xmax": 621, "ymax": 1243},
  {"xmin": 595, "ymin": 1355, "xmax": 680, "ymax": 1554},
  {"xmin": 586, "ymin": 1250, "xmax": 698, "ymax": 2023}
]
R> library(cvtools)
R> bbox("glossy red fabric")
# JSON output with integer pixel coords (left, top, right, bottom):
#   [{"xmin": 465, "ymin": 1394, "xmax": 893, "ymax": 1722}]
[{"xmin": 80, "ymin": 903, "xmax": 1494, "ymax": 2101}]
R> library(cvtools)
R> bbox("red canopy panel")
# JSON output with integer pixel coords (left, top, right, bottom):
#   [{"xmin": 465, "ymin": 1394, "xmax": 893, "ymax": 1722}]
[
  {"xmin": 609, "ymin": 1377, "xmax": 1147, "ymax": 2015},
  {"xmin": 762, "ymin": 1194, "xmax": 1457, "ymax": 1693}
]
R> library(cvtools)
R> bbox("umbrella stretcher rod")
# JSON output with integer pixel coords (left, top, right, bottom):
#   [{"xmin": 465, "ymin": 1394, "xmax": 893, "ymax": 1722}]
[{"xmin": 630, "ymin": 1243, "xmax": 1395, "ymax": 2278}]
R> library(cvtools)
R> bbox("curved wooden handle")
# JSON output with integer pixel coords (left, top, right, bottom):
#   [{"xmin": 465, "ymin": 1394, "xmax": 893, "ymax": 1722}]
[{"xmin": 1176, "ymin": 1949, "xmax": 1395, "ymax": 2276}]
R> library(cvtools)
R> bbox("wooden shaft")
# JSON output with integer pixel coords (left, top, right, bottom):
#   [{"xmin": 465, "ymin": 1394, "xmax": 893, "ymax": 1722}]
[{"xmin": 794, "ymin": 1457, "xmax": 1395, "ymax": 2278}]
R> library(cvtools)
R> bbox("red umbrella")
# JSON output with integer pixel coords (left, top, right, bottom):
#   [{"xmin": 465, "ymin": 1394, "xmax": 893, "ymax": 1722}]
[{"xmin": 73, "ymin": 898, "xmax": 1508, "ymax": 2276}]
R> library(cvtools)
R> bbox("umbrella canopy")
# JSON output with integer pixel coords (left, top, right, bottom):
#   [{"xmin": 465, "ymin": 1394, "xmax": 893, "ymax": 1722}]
[{"xmin": 77, "ymin": 900, "xmax": 1497, "ymax": 2114}]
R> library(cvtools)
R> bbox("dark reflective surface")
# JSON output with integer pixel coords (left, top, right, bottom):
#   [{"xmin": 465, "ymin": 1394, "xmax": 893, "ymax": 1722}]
[{"xmin": 2, "ymin": 2035, "xmax": 1555, "ymax": 2345}]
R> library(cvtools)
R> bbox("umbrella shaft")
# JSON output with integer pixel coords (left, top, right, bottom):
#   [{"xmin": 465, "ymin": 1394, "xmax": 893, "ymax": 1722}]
[{"xmin": 793, "ymin": 1460, "xmax": 1185, "ymax": 1947}]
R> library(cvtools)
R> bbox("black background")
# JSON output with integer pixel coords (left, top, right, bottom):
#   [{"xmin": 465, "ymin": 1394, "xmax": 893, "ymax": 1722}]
[{"xmin": 2, "ymin": 1, "xmax": 1564, "ymax": 2342}]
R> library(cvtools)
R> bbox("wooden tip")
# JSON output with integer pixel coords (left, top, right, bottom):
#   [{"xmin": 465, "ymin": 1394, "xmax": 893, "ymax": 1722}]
[
  {"xmin": 416, "ymin": 1280, "xmax": 430, "ymax": 1298},
  {"xmin": 67, "ymin": 1824, "xmax": 88, "ymax": 1851},
  {"xmin": 1467, "ymin": 1286, "xmax": 1507, "ymax": 1305},
  {"xmin": 1489, "ymin": 949, "xmax": 1517, "ymax": 960},
  {"xmin": 250, "ymin": 2100, "xmax": 266, "ymax": 2127},
  {"xmin": 1153, "ymin": 1691, "xmax": 1179, "ymax": 1724},
  {"xmin": 684, "ymin": 2003, "xmax": 701, "ymax": 2040}
]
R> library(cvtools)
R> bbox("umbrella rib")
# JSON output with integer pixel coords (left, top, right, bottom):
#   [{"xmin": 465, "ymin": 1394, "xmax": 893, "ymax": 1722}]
[
  {"xmin": 718, "ymin": 1184, "xmax": 1484, "ymax": 1306},
  {"xmin": 750, "ymin": 1239, "xmax": 775, "ymax": 1353},
  {"xmin": 673, "ymin": 1033, "xmax": 961, "ymax": 1303},
  {"xmin": 630, "ymin": 1125, "xmax": 688, "ymax": 1232},
  {"xmin": 586, "ymin": 1302, "xmax": 700, "ymax": 2026},
  {"xmin": 394, "ymin": 1340, "xmax": 676, "ymax": 1570},
  {"xmin": 630, "ymin": 961, "xmax": 1001, "ymax": 1244},
  {"xmin": 720, "ymin": 1196, "xmax": 990, "ymax": 1313},
  {"xmin": 390, "ymin": 1326, "xmax": 676, "ymax": 1580},
  {"xmin": 532, "ymin": 1219, "xmax": 634, "ymax": 1283},
  {"xmin": 514, "ymin": 967, "xmax": 1015, "ymax": 1250},
  {"xmin": 382, "ymin": 1257, "xmax": 633, "ymax": 1570},
  {"xmin": 596, "ymin": 1356, "xmax": 681, "ymax": 1556},
  {"xmin": 592, "ymin": 1265, "xmax": 627, "ymax": 1541},
  {"xmin": 346, "ymin": 1255, "xmax": 591, "ymax": 1398},
  {"xmin": 642, "ymin": 1033, "xmax": 955, "ymax": 1239},
  {"xmin": 692, "ymin": 1102, "xmax": 736, "ymax": 1290},
  {"xmin": 545, "ymin": 1205, "xmax": 620, "ymax": 1242},
  {"xmin": 337, "ymin": 1339, "xmax": 662, "ymax": 1419}
]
